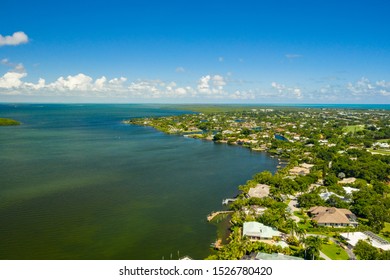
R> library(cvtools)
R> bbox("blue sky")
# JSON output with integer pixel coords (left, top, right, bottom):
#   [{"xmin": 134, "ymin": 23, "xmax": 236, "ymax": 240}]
[{"xmin": 1, "ymin": 0, "xmax": 390, "ymax": 103}]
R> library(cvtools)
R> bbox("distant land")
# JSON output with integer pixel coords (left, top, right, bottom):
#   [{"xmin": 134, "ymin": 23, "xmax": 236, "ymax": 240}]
[
  {"xmin": 159, "ymin": 104, "xmax": 390, "ymax": 114},
  {"xmin": 0, "ymin": 118, "xmax": 21, "ymax": 126}
]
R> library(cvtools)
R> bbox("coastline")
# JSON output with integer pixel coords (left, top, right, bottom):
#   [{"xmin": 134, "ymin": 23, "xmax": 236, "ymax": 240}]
[{"xmin": 124, "ymin": 105, "xmax": 390, "ymax": 260}]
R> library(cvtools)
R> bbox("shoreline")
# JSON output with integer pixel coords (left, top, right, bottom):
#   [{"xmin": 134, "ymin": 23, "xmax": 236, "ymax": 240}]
[{"xmin": 124, "ymin": 106, "xmax": 390, "ymax": 260}]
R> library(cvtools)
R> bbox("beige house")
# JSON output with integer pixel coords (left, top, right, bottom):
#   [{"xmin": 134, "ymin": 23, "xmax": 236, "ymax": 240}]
[
  {"xmin": 289, "ymin": 163, "xmax": 314, "ymax": 176},
  {"xmin": 247, "ymin": 184, "xmax": 270, "ymax": 198},
  {"xmin": 308, "ymin": 206, "xmax": 358, "ymax": 227}
]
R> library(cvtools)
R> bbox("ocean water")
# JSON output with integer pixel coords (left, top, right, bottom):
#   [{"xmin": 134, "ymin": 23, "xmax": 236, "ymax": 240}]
[{"xmin": 0, "ymin": 104, "xmax": 278, "ymax": 260}]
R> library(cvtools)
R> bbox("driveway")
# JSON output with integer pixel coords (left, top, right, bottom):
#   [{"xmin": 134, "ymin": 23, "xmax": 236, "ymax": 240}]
[{"xmin": 288, "ymin": 198, "xmax": 300, "ymax": 222}]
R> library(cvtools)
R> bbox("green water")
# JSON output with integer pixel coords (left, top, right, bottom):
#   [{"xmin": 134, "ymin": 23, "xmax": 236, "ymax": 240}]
[{"xmin": 0, "ymin": 104, "xmax": 278, "ymax": 259}]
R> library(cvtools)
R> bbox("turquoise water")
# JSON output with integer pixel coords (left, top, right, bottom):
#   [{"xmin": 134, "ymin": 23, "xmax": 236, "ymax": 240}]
[{"xmin": 0, "ymin": 104, "xmax": 278, "ymax": 260}]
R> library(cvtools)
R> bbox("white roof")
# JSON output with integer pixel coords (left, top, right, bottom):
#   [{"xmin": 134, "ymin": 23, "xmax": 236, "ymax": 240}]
[
  {"xmin": 343, "ymin": 186, "xmax": 359, "ymax": 195},
  {"xmin": 243, "ymin": 222, "xmax": 281, "ymax": 239},
  {"xmin": 340, "ymin": 232, "xmax": 390, "ymax": 251},
  {"xmin": 319, "ymin": 191, "xmax": 343, "ymax": 200}
]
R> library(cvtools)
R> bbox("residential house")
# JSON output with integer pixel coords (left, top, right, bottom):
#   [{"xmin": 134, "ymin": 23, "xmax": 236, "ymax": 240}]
[
  {"xmin": 308, "ymin": 206, "xmax": 358, "ymax": 227},
  {"xmin": 242, "ymin": 222, "xmax": 281, "ymax": 241},
  {"xmin": 247, "ymin": 184, "xmax": 270, "ymax": 199},
  {"xmin": 243, "ymin": 252, "xmax": 303, "ymax": 260}
]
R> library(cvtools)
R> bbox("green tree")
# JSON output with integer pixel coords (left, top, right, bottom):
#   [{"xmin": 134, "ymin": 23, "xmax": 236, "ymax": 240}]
[
  {"xmin": 366, "ymin": 204, "xmax": 389, "ymax": 233},
  {"xmin": 213, "ymin": 133, "xmax": 223, "ymax": 141},
  {"xmin": 353, "ymin": 240, "xmax": 379, "ymax": 260},
  {"xmin": 304, "ymin": 236, "xmax": 322, "ymax": 260},
  {"xmin": 323, "ymin": 174, "xmax": 338, "ymax": 186}
]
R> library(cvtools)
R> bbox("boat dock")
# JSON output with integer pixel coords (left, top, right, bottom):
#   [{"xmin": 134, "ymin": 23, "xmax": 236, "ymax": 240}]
[
  {"xmin": 222, "ymin": 198, "xmax": 237, "ymax": 205},
  {"xmin": 207, "ymin": 211, "xmax": 233, "ymax": 222}
]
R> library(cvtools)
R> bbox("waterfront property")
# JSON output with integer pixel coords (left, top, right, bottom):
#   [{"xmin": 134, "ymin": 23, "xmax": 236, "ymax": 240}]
[
  {"xmin": 242, "ymin": 222, "xmax": 281, "ymax": 241},
  {"xmin": 308, "ymin": 206, "xmax": 358, "ymax": 227},
  {"xmin": 289, "ymin": 163, "xmax": 314, "ymax": 176},
  {"xmin": 253, "ymin": 252, "xmax": 303, "ymax": 260},
  {"xmin": 247, "ymin": 184, "xmax": 270, "ymax": 199}
]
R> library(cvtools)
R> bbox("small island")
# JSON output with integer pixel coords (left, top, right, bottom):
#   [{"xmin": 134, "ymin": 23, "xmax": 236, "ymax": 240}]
[{"xmin": 0, "ymin": 118, "xmax": 21, "ymax": 126}]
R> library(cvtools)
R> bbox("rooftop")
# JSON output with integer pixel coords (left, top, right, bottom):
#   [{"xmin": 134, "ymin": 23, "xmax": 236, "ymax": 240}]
[
  {"xmin": 340, "ymin": 232, "xmax": 390, "ymax": 251},
  {"xmin": 248, "ymin": 184, "xmax": 270, "ymax": 199},
  {"xmin": 308, "ymin": 206, "xmax": 357, "ymax": 225},
  {"xmin": 255, "ymin": 252, "xmax": 303, "ymax": 260},
  {"xmin": 338, "ymin": 177, "xmax": 357, "ymax": 184},
  {"xmin": 243, "ymin": 222, "xmax": 281, "ymax": 239}
]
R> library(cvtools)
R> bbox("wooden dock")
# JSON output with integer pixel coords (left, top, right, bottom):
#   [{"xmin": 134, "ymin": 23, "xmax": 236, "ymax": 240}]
[{"xmin": 207, "ymin": 211, "xmax": 233, "ymax": 222}]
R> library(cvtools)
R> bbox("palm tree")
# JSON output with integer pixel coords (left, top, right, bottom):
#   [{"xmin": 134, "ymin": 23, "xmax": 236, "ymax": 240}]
[
  {"xmin": 295, "ymin": 227, "xmax": 306, "ymax": 245},
  {"xmin": 286, "ymin": 218, "xmax": 297, "ymax": 237},
  {"xmin": 304, "ymin": 236, "xmax": 322, "ymax": 260}
]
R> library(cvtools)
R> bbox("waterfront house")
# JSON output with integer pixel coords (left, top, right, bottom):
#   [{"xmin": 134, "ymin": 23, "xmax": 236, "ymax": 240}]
[
  {"xmin": 308, "ymin": 206, "xmax": 358, "ymax": 227},
  {"xmin": 254, "ymin": 252, "xmax": 303, "ymax": 260},
  {"xmin": 247, "ymin": 184, "xmax": 270, "ymax": 199},
  {"xmin": 242, "ymin": 222, "xmax": 281, "ymax": 241},
  {"xmin": 289, "ymin": 163, "xmax": 314, "ymax": 176}
]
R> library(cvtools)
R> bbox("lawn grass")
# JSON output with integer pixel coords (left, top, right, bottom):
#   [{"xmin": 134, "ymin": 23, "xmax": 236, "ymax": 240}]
[
  {"xmin": 342, "ymin": 125, "xmax": 364, "ymax": 133},
  {"xmin": 321, "ymin": 241, "xmax": 349, "ymax": 260},
  {"xmin": 294, "ymin": 211, "xmax": 311, "ymax": 230},
  {"xmin": 379, "ymin": 222, "xmax": 390, "ymax": 242},
  {"xmin": 367, "ymin": 148, "xmax": 390, "ymax": 155}
]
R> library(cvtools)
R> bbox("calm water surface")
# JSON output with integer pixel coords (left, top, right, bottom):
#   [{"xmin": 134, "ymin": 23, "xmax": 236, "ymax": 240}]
[{"xmin": 0, "ymin": 104, "xmax": 277, "ymax": 259}]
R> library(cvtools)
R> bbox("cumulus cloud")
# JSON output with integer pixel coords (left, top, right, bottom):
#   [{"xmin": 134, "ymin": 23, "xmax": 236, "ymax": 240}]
[
  {"xmin": 0, "ymin": 72, "xmax": 27, "ymax": 89},
  {"xmin": 197, "ymin": 75, "xmax": 211, "ymax": 93},
  {"xmin": 346, "ymin": 77, "xmax": 390, "ymax": 97},
  {"xmin": 0, "ymin": 32, "xmax": 29, "ymax": 46},
  {"xmin": 4, "ymin": 68, "xmax": 388, "ymax": 102},
  {"xmin": 197, "ymin": 75, "xmax": 227, "ymax": 95},
  {"xmin": 271, "ymin": 82, "xmax": 303, "ymax": 99},
  {"xmin": 49, "ymin": 74, "xmax": 94, "ymax": 91}
]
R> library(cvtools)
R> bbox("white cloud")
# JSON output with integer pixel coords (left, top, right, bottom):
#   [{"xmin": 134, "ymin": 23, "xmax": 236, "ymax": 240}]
[
  {"xmin": 346, "ymin": 77, "xmax": 390, "ymax": 97},
  {"xmin": 0, "ymin": 32, "xmax": 29, "ymax": 47},
  {"xmin": 218, "ymin": 57, "xmax": 224, "ymax": 62},
  {"xmin": 197, "ymin": 75, "xmax": 227, "ymax": 95},
  {"xmin": 94, "ymin": 76, "xmax": 107, "ymax": 90},
  {"xmin": 3, "ymin": 68, "xmax": 388, "ymax": 102},
  {"xmin": 175, "ymin": 87, "xmax": 187, "ymax": 95},
  {"xmin": 1, "ymin": 58, "xmax": 26, "ymax": 73},
  {"xmin": 49, "ymin": 73, "xmax": 94, "ymax": 91},
  {"xmin": 0, "ymin": 72, "xmax": 27, "ymax": 89},
  {"xmin": 212, "ymin": 75, "xmax": 226, "ymax": 87},
  {"xmin": 271, "ymin": 82, "xmax": 303, "ymax": 99},
  {"xmin": 25, "ymin": 78, "xmax": 46, "ymax": 90},
  {"xmin": 175, "ymin": 67, "xmax": 185, "ymax": 73},
  {"xmin": 229, "ymin": 90, "xmax": 255, "ymax": 100},
  {"xmin": 197, "ymin": 75, "xmax": 211, "ymax": 93}
]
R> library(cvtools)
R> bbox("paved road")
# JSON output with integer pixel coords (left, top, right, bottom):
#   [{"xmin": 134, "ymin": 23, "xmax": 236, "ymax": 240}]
[{"xmin": 319, "ymin": 251, "xmax": 331, "ymax": 260}]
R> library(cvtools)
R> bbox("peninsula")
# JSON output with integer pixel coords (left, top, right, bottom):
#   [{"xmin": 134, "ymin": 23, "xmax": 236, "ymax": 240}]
[
  {"xmin": 126, "ymin": 105, "xmax": 390, "ymax": 260},
  {"xmin": 0, "ymin": 118, "xmax": 21, "ymax": 126}
]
